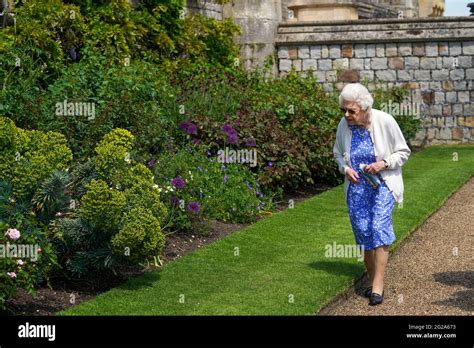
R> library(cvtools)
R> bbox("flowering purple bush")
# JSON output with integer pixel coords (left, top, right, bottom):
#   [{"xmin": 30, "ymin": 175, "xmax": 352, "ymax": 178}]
[{"xmin": 153, "ymin": 148, "xmax": 270, "ymax": 230}]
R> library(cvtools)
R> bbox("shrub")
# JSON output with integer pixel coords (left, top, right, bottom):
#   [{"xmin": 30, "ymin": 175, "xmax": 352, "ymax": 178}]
[
  {"xmin": 54, "ymin": 129, "xmax": 168, "ymax": 275},
  {"xmin": 79, "ymin": 179, "xmax": 127, "ymax": 232},
  {"xmin": 0, "ymin": 117, "xmax": 73, "ymax": 201},
  {"xmin": 153, "ymin": 144, "xmax": 272, "ymax": 232},
  {"xmin": 0, "ymin": 223, "xmax": 58, "ymax": 310},
  {"xmin": 111, "ymin": 207, "xmax": 165, "ymax": 264}
]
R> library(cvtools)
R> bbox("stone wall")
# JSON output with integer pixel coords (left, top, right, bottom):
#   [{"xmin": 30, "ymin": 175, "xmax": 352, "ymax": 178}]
[
  {"xmin": 222, "ymin": 0, "xmax": 282, "ymax": 74},
  {"xmin": 276, "ymin": 17, "xmax": 474, "ymax": 146},
  {"xmin": 186, "ymin": 0, "xmax": 223, "ymax": 20}
]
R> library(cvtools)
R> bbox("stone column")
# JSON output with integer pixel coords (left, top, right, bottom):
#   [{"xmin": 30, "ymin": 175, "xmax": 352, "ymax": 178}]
[
  {"xmin": 223, "ymin": 0, "xmax": 282, "ymax": 76},
  {"xmin": 186, "ymin": 0, "xmax": 223, "ymax": 20}
]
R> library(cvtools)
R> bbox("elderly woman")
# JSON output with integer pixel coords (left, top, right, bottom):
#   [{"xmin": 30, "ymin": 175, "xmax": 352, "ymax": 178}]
[{"xmin": 333, "ymin": 83, "xmax": 411, "ymax": 306}]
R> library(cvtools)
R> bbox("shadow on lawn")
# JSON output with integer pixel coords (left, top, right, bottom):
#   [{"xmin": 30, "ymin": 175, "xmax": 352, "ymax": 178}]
[
  {"xmin": 118, "ymin": 271, "xmax": 162, "ymax": 291},
  {"xmin": 308, "ymin": 260, "xmax": 364, "ymax": 278}
]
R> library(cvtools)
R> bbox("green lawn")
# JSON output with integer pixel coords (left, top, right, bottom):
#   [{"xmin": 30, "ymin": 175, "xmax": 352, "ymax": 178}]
[{"xmin": 61, "ymin": 145, "xmax": 474, "ymax": 315}]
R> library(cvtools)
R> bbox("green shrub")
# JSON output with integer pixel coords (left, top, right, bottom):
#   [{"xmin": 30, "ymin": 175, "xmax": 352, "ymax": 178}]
[
  {"xmin": 55, "ymin": 128, "xmax": 168, "ymax": 275},
  {"xmin": 0, "ymin": 223, "xmax": 58, "ymax": 310},
  {"xmin": 153, "ymin": 145, "xmax": 272, "ymax": 231},
  {"xmin": 79, "ymin": 179, "xmax": 127, "ymax": 232},
  {"xmin": 111, "ymin": 207, "xmax": 165, "ymax": 264},
  {"xmin": 0, "ymin": 117, "xmax": 73, "ymax": 200}
]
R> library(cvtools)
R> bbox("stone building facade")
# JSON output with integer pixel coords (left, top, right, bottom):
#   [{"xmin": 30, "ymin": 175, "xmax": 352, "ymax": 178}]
[{"xmin": 276, "ymin": 17, "xmax": 474, "ymax": 146}]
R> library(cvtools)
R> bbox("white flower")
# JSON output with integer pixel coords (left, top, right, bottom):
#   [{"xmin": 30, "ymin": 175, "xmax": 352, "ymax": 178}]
[
  {"xmin": 17, "ymin": 260, "xmax": 24, "ymax": 266},
  {"xmin": 5, "ymin": 228, "xmax": 20, "ymax": 241}
]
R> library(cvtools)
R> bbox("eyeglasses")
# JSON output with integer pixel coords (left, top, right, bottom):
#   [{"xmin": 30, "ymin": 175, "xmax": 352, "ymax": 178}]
[{"xmin": 340, "ymin": 107, "xmax": 359, "ymax": 115}]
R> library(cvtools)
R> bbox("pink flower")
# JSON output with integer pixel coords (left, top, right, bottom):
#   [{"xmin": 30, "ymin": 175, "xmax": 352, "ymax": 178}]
[
  {"xmin": 17, "ymin": 260, "xmax": 24, "ymax": 266},
  {"xmin": 7, "ymin": 272, "xmax": 17, "ymax": 278},
  {"xmin": 5, "ymin": 228, "xmax": 20, "ymax": 241}
]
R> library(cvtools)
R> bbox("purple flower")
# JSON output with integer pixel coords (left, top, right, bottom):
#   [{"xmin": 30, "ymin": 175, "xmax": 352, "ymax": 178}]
[
  {"xmin": 221, "ymin": 165, "xmax": 226, "ymax": 171},
  {"xmin": 179, "ymin": 121, "xmax": 197, "ymax": 135},
  {"xmin": 170, "ymin": 195, "xmax": 180, "ymax": 206},
  {"xmin": 227, "ymin": 128, "xmax": 237, "ymax": 136},
  {"xmin": 187, "ymin": 201, "xmax": 200, "ymax": 213},
  {"xmin": 198, "ymin": 166, "xmax": 203, "ymax": 172},
  {"xmin": 221, "ymin": 123, "xmax": 234, "ymax": 133},
  {"xmin": 245, "ymin": 180, "xmax": 252, "ymax": 190},
  {"xmin": 193, "ymin": 138, "xmax": 201, "ymax": 145},
  {"xmin": 245, "ymin": 138, "xmax": 256, "ymax": 147},
  {"xmin": 227, "ymin": 133, "xmax": 239, "ymax": 145},
  {"xmin": 147, "ymin": 159, "xmax": 156, "ymax": 168},
  {"xmin": 267, "ymin": 161, "xmax": 273, "ymax": 167},
  {"xmin": 207, "ymin": 151, "xmax": 211, "ymax": 157},
  {"xmin": 224, "ymin": 175, "xmax": 228, "ymax": 183},
  {"xmin": 187, "ymin": 123, "xmax": 197, "ymax": 135},
  {"xmin": 256, "ymin": 189, "xmax": 263, "ymax": 198},
  {"xmin": 171, "ymin": 176, "xmax": 186, "ymax": 189},
  {"xmin": 69, "ymin": 47, "xmax": 77, "ymax": 61}
]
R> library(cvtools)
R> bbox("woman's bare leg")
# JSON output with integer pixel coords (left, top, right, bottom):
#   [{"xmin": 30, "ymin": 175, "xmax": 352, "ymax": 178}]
[
  {"xmin": 364, "ymin": 249, "xmax": 375, "ymax": 284},
  {"xmin": 372, "ymin": 245, "xmax": 390, "ymax": 295}
]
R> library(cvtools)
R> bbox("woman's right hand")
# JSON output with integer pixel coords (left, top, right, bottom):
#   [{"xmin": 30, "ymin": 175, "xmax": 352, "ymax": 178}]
[{"xmin": 345, "ymin": 168, "xmax": 360, "ymax": 184}]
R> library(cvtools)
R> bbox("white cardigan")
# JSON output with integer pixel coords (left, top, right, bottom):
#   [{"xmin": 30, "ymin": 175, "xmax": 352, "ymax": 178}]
[{"xmin": 333, "ymin": 108, "xmax": 411, "ymax": 203}]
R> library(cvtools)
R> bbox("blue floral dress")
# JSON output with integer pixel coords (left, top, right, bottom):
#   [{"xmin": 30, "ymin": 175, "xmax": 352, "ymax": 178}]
[{"xmin": 347, "ymin": 124, "xmax": 396, "ymax": 251}]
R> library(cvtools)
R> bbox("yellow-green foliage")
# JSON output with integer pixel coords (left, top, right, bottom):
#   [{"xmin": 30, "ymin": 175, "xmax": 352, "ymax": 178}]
[
  {"xmin": 80, "ymin": 179, "xmax": 126, "ymax": 231},
  {"xmin": 94, "ymin": 128, "xmax": 134, "ymax": 179},
  {"xmin": 111, "ymin": 207, "xmax": 165, "ymax": 263},
  {"xmin": 125, "ymin": 182, "xmax": 168, "ymax": 224},
  {"xmin": 79, "ymin": 128, "xmax": 168, "ymax": 263},
  {"xmin": 0, "ymin": 117, "xmax": 16, "ymax": 183},
  {"xmin": 0, "ymin": 117, "xmax": 72, "ymax": 198}
]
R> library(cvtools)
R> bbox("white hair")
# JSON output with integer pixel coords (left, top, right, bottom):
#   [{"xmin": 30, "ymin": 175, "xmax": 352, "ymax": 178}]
[{"xmin": 339, "ymin": 83, "xmax": 374, "ymax": 112}]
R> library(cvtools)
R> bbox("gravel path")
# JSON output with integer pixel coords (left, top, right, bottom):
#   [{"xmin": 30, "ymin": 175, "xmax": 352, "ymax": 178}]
[{"xmin": 318, "ymin": 177, "xmax": 474, "ymax": 315}]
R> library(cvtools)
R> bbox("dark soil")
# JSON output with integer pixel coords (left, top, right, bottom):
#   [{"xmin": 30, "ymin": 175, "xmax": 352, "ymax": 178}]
[{"xmin": 2, "ymin": 182, "xmax": 332, "ymax": 316}]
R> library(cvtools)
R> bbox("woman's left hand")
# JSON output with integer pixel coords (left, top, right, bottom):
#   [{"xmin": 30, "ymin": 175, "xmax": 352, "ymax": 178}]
[{"xmin": 365, "ymin": 161, "xmax": 386, "ymax": 174}]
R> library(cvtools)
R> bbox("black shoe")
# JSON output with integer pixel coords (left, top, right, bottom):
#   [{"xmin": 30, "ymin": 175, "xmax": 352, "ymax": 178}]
[
  {"xmin": 364, "ymin": 286, "xmax": 372, "ymax": 298},
  {"xmin": 369, "ymin": 291, "xmax": 384, "ymax": 306}
]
